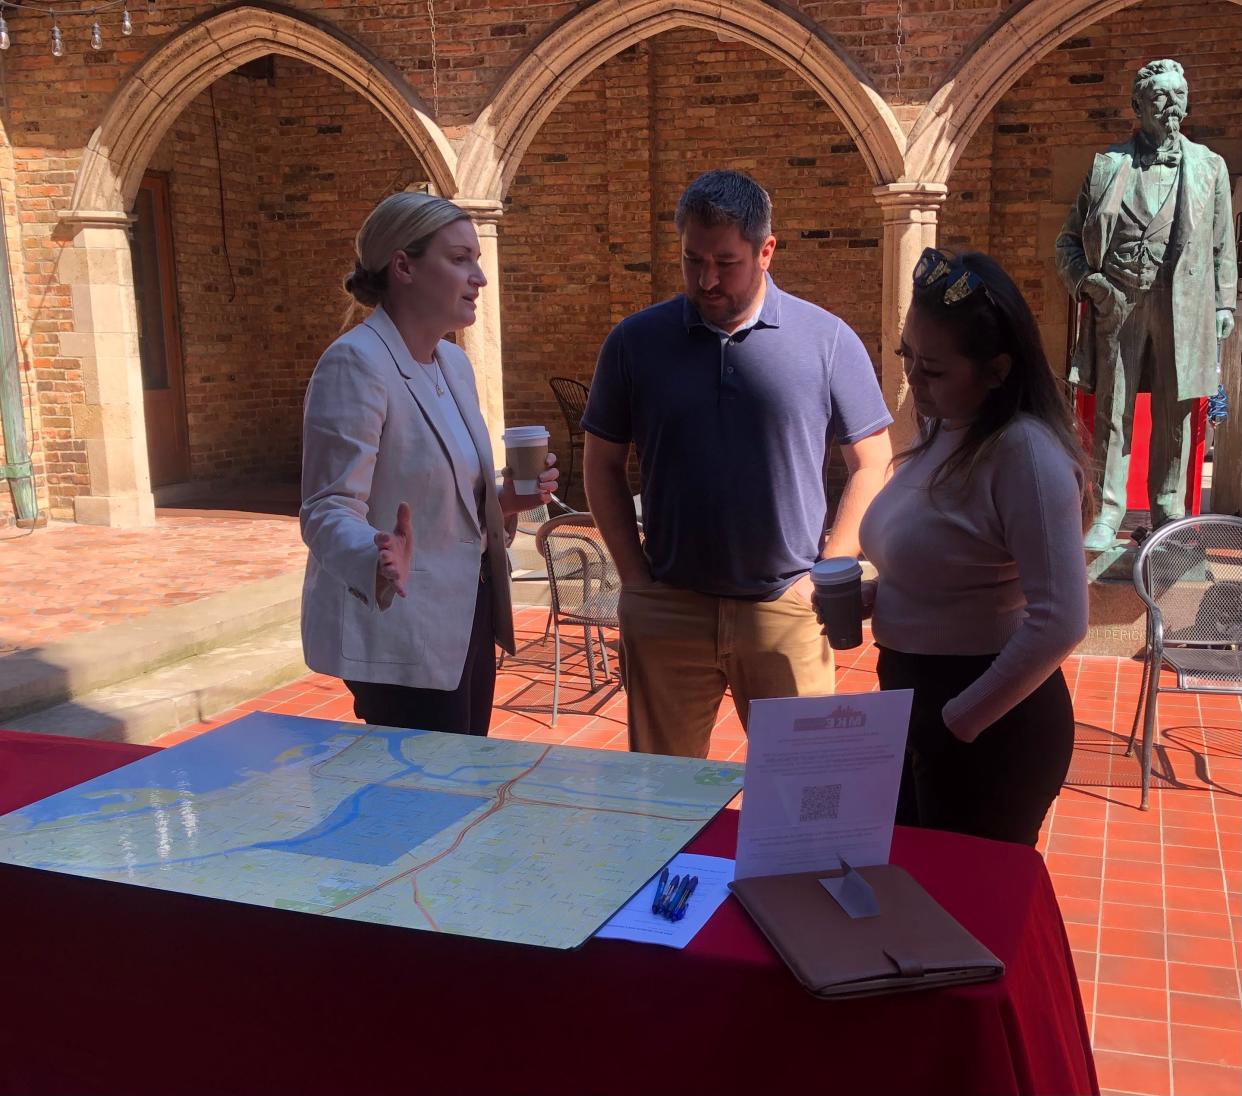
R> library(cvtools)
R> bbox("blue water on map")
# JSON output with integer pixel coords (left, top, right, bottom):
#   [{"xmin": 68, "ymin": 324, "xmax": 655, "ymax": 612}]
[
  {"xmin": 254, "ymin": 783, "xmax": 482, "ymax": 865},
  {"xmin": 15, "ymin": 713, "xmax": 386, "ymax": 825}
]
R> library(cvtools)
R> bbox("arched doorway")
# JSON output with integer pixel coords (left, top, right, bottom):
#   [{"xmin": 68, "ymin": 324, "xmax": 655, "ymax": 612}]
[{"xmin": 62, "ymin": 3, "xmax": 456, "ymax": 525}]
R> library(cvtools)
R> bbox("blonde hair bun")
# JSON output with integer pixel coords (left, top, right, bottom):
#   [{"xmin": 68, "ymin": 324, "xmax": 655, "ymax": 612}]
[{"xmin": 343, "ymin": 261, "xmax": 383, "ymax": 308}]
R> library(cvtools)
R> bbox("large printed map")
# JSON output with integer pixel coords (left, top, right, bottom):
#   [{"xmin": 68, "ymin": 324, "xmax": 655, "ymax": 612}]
[{"xmin": 0, "ymin": 713, "xmax": 743, "ymax": 949}]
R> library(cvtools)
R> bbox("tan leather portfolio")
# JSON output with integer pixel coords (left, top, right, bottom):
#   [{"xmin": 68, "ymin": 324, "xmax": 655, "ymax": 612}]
[{"xmin": 729, "ymin": 864, "xmax": 1004, "ymax": 999}]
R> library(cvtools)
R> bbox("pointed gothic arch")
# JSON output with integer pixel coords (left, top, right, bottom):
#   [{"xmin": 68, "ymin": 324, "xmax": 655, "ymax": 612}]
[
  {"xmin": 60, "ymin": 3, "xmax": 459, "ymax": 525},
  {"xmin": 69, "ymin": 1, "xmax": 457, "ymax": 218},
  {"xmin": 456, "ymin": 0, "xmax": 906, "ymax": 201}
]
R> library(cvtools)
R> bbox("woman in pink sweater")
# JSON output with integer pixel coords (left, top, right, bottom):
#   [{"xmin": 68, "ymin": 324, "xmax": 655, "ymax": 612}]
[{"xmin": 858, "ymin": 249, "xmax": 1091, "ymax": 846}]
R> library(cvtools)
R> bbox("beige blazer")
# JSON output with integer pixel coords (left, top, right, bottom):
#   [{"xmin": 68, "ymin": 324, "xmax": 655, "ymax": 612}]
[{"xmin": 300, "ymin": 306, "xmax": 515, "ymax": 691}]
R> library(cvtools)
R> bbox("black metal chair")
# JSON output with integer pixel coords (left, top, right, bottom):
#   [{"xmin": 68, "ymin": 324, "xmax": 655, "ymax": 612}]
[
  {"xmin": 549, "ymin": 377, "xmax": 589, "ymax": 509},
  {"xmin": 535, "ymin": 512, "xmax": 628, "ymax": 725},
  {"xmin": 1128, "ymin": 514, "xmax": 1242, "ymax": 809}
]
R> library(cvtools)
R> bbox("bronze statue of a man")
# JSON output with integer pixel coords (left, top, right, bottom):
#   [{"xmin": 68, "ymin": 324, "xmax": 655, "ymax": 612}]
[{"xmin": 1056, "ymin": 59, "xmax": 1237, "ymax": 551}]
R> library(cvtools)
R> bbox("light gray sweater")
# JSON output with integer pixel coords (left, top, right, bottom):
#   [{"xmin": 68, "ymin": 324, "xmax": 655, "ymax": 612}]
[{"xmin": 859, "ymin": 414, "xmax": 1089, "ymax": 742}]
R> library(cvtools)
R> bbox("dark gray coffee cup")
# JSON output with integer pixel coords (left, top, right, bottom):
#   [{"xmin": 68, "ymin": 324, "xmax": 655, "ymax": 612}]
[{"xmin": 811, "ymin": 558, "xmax": 864, "ymax": 650}]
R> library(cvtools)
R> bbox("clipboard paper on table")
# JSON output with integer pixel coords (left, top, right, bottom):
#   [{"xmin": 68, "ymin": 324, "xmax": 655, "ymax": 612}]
[{"xmin": 729, "ymin": 864, "xmax": 1003, "ymax": 999}]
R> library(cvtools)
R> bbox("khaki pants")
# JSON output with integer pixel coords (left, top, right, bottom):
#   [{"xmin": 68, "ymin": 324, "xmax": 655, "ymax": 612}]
[{"xmin": 618, "ymin": 582, "xmax": 835, "ymax": 757}]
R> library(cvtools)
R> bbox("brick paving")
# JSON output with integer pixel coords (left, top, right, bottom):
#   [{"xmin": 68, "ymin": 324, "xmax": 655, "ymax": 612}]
[
  {"xmin": 0, "ymin": 514, "xmax": 304, "ymax": 655},
  {"xmin": 163, "ymin": 609, "xmax": 1242, "ymax": 1096}
]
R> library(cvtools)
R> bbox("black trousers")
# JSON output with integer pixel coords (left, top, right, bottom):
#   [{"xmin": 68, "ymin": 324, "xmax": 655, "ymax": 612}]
[
  {"xmin": 345, "ymin": 575, "xmax": 497, "ymax": 736},
  {"xmin": 877, "ymin": 646, "xmax": 1076, "ymax": 847}
]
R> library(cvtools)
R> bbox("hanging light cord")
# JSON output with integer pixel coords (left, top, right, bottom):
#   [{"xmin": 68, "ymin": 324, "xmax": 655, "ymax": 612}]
[
  {"xmin": 207, "ymin": 82, "xmax": 237, "ymax": 304},
  {"xmin": 0, "ymin": 2, "xmax": 152, "ymax": 53},
  {"xmin": 894, "ymin": 0, "xmax": 905, "ymax": 91},
  {"xmin": 0, "ymin": 2, "xmax": 134, "ymax": 14},
  {"xmin": 425, "ymin": 0, "xmax": 439, "ymax": 117}
]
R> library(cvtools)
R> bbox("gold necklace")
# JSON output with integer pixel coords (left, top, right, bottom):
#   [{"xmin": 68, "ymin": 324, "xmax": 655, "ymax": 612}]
[{"xmin": 418, "ymin": 356, "xmax": 444, "ymax": 397}]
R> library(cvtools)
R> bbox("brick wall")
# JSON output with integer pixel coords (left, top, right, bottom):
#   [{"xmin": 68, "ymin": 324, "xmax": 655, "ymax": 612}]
[
  {"xmin": 154, "ymin": 74, "xmax": 271, "ymax": 482},
  {"xmin": 258, "ymin": 59, "xmax": 428, "ymax": 480},
  {"xmin": 792, "ymin": 0, "xmax": 1009, "ymax": 106}
]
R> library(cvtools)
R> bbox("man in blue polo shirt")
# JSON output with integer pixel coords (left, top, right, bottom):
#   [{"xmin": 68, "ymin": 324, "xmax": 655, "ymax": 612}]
[{"xmin": 583, "ymin": 169, "xmax": 893, "ymax": 758}]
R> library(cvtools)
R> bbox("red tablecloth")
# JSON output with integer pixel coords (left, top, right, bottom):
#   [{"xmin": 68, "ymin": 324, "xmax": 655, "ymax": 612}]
[{"xmin": 0, "ymin": 729, "xmax": 1097, "ymax": 1096}]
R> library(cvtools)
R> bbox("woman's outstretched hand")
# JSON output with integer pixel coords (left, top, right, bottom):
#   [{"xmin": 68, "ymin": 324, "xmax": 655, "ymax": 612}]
[{"xmin": 374, "ymin": 502, "xmax": 413, "ymax": 598}]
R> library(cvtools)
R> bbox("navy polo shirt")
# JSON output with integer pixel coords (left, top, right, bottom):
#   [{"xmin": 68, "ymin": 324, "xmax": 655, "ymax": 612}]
[{"xmin": 582, "ymin": 275, "xmax": 892, "ymax": 598}]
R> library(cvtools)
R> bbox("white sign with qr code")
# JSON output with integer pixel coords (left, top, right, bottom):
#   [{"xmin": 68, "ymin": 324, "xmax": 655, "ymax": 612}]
[{"xmin": 734, "ymin": 689, "xmax": 913, "ymax": 880}]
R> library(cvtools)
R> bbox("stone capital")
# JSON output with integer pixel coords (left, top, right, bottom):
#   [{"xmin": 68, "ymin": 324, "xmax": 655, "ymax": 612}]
[
  {"xmin": 58, "ymin": 210, "xmax": 132, "ymax": 235},
  {"xmin": 871, "ymin": 182, "xmax": 949, "ymax": 220},
  {"xmin": 454, "ymin": 197, "xmax": 504, "ymax": 235}
]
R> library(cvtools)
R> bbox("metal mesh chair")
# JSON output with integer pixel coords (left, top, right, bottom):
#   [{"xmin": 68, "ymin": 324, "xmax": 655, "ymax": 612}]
[
  {"xmin": 1128, "ymin": 514, "xmax": 1242, "ymax": 808},
  {"xmin": 497, "ymin": 494, "xmax": 576, "ymax": 670},
  {"xmin": 549, "ymin": 377, "xmax": 589, "ymax": 508},
  {"xmin": 535, "ymin": 512, "xmax": 625, "ymax": 725}
]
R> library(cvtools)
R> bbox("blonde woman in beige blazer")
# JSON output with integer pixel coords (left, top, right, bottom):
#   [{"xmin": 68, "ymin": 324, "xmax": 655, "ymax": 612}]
[{"xmin": 301, "ymin": 193, "xmax": 557, "ymax": 734}]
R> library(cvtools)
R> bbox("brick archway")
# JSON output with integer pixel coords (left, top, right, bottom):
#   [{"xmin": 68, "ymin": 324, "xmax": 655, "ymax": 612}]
[
  {"xmin": 70, "ymin": 1, "xmax": 456, "ymax": 217},
  {"xmin": 456, "ymin": 0, "xmax": 906, "ymax": 201},
  {"xmin": 60, "ymin": 3, "xmax": 458, "ymax": 526},
  {"xmin": 905, "ymin": 0, "xmax": 1242, "ymax": 184}
]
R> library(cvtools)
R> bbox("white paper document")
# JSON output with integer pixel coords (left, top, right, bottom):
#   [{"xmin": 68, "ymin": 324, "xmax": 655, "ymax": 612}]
[
  {"xmin": 594, "ymin": 853, "xmax": 735, "ymax": 949},
  {"xmin": 735, "ymin": 690, "xmax": 913, "ymax": 879}
]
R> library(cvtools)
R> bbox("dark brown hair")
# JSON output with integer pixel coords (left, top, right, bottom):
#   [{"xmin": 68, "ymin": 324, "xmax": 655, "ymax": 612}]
[{"xmin": 896, "ymin": 250, "xmax": 1094, "ymax": 527}]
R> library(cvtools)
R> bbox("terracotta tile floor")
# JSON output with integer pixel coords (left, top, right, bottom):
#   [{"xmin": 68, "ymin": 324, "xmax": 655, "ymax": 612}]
[
  {"xmin": 160, "ymin": 607, "xmax": 1242, "ymax": 1096},
  {"xmin": 0, "ymin": 514, "xmax": 304, "ymax": 655}
]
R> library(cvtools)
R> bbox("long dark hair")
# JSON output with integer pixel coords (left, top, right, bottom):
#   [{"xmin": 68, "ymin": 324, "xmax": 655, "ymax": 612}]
[{"xmin": 896, "ymin": 250, "xmax": 1094, "ymax": 528}]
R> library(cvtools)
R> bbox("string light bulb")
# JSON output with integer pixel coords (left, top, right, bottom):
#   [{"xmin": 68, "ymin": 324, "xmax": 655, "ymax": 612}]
[
  {"xmin": 121, "ymin": 8, "xmax": 132, "ymax": 35},
  {"xmin": 51, "ymin": 23, "xmax": 64, "ymax": 57},
  {"xmin": 0, "ymin": 14, "xmax": 9, "ymax": 51},
  {"xmin": 91, "ymin": 21, "xmax": 103, "ymax": 49}
]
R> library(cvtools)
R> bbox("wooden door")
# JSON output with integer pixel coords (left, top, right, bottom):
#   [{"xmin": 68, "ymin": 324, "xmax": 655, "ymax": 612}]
[{"xmin": 131, "ymin": 172, "xmax": 190, "ymax": 487}]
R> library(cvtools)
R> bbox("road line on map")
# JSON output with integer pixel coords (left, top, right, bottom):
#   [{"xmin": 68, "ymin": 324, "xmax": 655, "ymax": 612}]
[
  {"xmin": 505, "ymin": 793, "xmax": 715, "ymax": 822},
  {"xmin": 321, "ymin": 746, "xmax": 555, "ymax": 919}
]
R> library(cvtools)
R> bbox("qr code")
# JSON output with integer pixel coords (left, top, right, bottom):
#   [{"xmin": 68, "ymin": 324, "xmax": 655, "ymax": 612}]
[{"xmin": 799, "ymin": 783, "xmax": 841, "ymax": 822}]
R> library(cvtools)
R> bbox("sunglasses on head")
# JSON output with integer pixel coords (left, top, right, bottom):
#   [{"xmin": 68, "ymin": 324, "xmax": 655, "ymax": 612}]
[{"xmin": 912, "ymin": 247, "xmax": 993, "ymax": 307}]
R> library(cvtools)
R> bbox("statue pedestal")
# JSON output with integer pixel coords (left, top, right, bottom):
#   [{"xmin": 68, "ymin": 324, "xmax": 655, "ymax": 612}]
[{"xmin": 1082, "ymin": 540, "xmax": 1147, "ymax": 657}]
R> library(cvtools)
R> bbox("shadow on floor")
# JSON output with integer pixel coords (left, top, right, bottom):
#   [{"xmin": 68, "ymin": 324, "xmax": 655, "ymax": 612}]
[
  {"xmin": 155, "ymin": 481, "xmax": 300, "ymax": 520},
  {"xmin": 1066, "ymin": 720, "xmax": 1240, "ymax": 796}
]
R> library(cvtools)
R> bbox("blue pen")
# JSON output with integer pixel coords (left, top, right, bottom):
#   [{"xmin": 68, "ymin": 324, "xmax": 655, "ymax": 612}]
[
  {"xmin": 650, "ymin": 867, "xmax": 669, "ymax": 914},
  {"xmin": 671, "ymin": 876, "xmax": 699, "ymax": 921},
  {"xmin": 656, "ymin": 874, "xmax": 680, "ymax": 915},
  {"xmin": 662, "ymin": 875, "xmax": 691, "ymax": 920}
]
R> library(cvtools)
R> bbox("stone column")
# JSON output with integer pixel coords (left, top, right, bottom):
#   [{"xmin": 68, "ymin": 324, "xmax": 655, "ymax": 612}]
[
  {"xmin": 454, "ymin": 197, "xmax": 507, "ymax": 467},
  {"xmin": 872, "ymin": 182, "xmax": 948, "ymax": 451},
  {"xmin": 59, "ymin": 212, "xmax": 155, "ymax": 527}
]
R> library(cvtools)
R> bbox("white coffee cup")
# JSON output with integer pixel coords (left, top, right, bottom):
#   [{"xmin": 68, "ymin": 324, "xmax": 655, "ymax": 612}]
[{"xmin": 502, "ymin": 425, "xmax": 550, "ymax": 494}]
